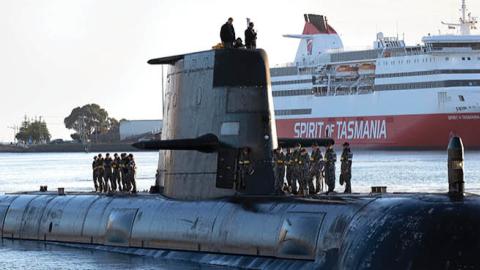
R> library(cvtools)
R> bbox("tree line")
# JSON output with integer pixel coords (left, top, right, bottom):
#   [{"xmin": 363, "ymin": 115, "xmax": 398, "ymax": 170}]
[
  {"xmin": 64, "ymin": 103, "xmax": 122, "ymax": 143},
  {"xmin": 15, "ymin": 117, "xmax": 51, "ymax": 144},
  {"xmin": 15, "ymin": 104, "xmax": 122, "ymax": 144}
]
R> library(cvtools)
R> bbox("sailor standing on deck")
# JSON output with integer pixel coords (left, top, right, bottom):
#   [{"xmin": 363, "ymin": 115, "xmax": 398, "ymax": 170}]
[
  {"xmin": 285, "ymin": 148, "xmax": 294, "ymax": 193},
  {"xmin": 220, "ymin": 17, "xmax": 236, "ymax": 48},
  {"xmin": 324, "ymin": 142, "xmax": 337, "ymax": 193},
  {"xmin": 236, "ymin": 147, "xmax": 253, "ymax": 191},
  {"xmin": 127, "ymin": 154, "xmax": 137, "ymax": 193},
  {"xmin": 309, "ymin": 143, "xmax": 325, "ymax": 194},
  {"xmin": 244, "ymin": 22, "xmax": 257, "ymax": 49},
  {"xmin": 120, "ymin": 153, "xmax": 129, "ymax": 191},
  {"xmin": 340, "ymin": 142, "xmax": 353, "ymax": 193},
  {"xmin": 273, "ymin": 147, "xmax": 286, "ymax": 194},
  {"xmin": 112, "ymin": 153, "xmax": 122, "ymax": 192},
  {"xmin": 96, "ymin": 154, "xmax": 105, "ymax": 192},
  {"xmin": 92, "ymin": 156, "xmax": 99, "ymax": 192},
  {"xmin": 103, "ymin": 153, "xmax": 113, "ymax": 192},
  {"xmin": 298, "ymin": 148, "xmax": 310, "ymax": 196},
  {"xmin": 291, "ymin": 144, "xmax": 302, "ymax": 194}
]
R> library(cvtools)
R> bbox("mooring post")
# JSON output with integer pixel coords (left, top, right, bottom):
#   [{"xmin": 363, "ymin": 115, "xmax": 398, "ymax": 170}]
[{"xmin": 448, "ymin": 136, "xmax": 464, "ymax": 198}]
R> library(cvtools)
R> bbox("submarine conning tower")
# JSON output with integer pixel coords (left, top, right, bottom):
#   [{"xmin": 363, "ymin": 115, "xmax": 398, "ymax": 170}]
[{"xmin": 148, "ymin": 49, "xmax": 277, "ymax": 200}]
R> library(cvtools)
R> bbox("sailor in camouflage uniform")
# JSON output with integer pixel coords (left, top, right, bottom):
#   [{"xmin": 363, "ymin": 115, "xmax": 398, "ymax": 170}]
[
  {"xmin": 127, "ymin": 154, "xmax": 137, "ymax": 193},
  {"xmin": 309, "ymin": 143, "xmax": 325, "ymax": 194},
  {"xmin": 96, "ymin": 154, "xmax": 105, "ymax": 192},
  {"xmin": 340, "ymin": 142, "xmax": 353, "ymax": 193},
  {"xmin": 285, "ymin": 148, "xmax": 294, "ymax": 193},
  {"xmin": 92, "ymin": 156, "xmax": 99, "ymax": 192},
  {"xmin": 324, "ymin": 142, "xmax": 337, "ymax": 193},
  {"xmin": 120, "ymin": 153, "xmax": 129, "ymax": 191},
  {"xmin": 273, "ymin": 148, "xmax": 286, "ymax": 194},
  {"xmin": 236, "ymin": 147, "xmax": 253, "ymax": 191},
  {"xmin": 291, "ymin": 144, "xmax": 302, "ymax": 195},
  {"xmin": 298, "ymin": 148, "xmax": 310, "ymax": 196},
  {"xmin": 103, "ymin": 153, "xmax": 113, "ymax": 192},
  {"xmin": 112, "ymin": 153, "xmax": 122, "ymax": 191}
]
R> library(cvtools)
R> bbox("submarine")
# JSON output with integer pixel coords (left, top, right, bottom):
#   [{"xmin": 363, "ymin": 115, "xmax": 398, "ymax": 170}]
[{"xmin": 1, "ymin": 48, "xmax": 480, "ymax": 270}]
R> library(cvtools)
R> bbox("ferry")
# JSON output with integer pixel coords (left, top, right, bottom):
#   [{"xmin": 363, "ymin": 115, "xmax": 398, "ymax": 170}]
[{"xmin": 271, "ymin": 0, "xmax": 480, "ymax": 148}]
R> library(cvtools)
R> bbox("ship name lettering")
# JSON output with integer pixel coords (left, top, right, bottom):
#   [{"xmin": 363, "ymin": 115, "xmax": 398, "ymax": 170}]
[
  {"xmin": 294, "ymin": 121, "xmax": 324, "ymax": 138},
  {"xmin": 294, "ymin": 119, "xmax": 387, "ymax": 139},
  {"xmin": 342, "ymin": 120, "xmax": 387, "ymax": 140}
]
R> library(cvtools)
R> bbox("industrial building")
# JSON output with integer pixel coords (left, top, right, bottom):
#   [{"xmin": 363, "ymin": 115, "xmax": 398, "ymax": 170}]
[{"xmin": 119, "ymin": 119, "xmax": 162, "ymax": 141}]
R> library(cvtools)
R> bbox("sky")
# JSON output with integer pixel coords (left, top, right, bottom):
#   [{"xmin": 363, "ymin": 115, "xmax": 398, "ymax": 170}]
[{"xmin": 0, "ymin": 0, "xmax": 478, "ymax": 142}]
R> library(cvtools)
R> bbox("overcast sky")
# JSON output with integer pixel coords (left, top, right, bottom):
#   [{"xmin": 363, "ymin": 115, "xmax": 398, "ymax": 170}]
[{"xmin": 0, "ymin": 0, "xmax": 478, "ymax": 142}]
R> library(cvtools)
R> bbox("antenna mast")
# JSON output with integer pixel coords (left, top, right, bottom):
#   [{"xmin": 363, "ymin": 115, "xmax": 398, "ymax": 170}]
[{"xmin": 441, "ymin": 0, "xmax": 478, "ymax": 35}]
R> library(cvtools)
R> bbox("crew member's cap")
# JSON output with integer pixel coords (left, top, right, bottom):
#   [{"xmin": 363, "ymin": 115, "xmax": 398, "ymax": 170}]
[{"xmin": 343, "ymin": 142, "xmax": 350, "ymax": 146}]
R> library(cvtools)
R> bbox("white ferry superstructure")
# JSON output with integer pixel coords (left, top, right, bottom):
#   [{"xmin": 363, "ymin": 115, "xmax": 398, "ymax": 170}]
[{"xmin": 271, "ymin": 0, "xmax": 480, "ymax": 148}]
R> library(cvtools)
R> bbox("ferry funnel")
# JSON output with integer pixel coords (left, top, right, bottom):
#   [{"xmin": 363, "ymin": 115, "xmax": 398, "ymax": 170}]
[{"xmin": 284, "ymin": 14, "xmax": 344, "ymax": 66}]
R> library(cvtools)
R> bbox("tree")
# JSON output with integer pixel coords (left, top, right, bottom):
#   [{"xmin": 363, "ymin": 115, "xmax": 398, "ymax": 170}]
[
  {"xmin": 64, "ymin": 104, "xmax": 120, "ymax": 143},
  {"xmin": 15, "ymin": 117, "xmax": 51, "ymax": 144}
]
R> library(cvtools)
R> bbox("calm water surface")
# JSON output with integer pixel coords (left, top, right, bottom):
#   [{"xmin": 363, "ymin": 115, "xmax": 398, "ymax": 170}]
[
  {"xmin": 0, "ymin": 150, "xmax": 479, "ymax": 269},
  {"xmin": 1, "ymin": 150, "xmax": 479, "ymax": 194}
]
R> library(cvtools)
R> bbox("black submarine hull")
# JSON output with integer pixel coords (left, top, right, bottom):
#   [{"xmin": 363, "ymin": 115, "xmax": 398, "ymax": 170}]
[
  {"xmin": 4, "ymin": 48, "xmax": 478, "ymax": 269},
  {"xmin": 1, "ymin": 192, "xmax": 480, "ymax": 269}
]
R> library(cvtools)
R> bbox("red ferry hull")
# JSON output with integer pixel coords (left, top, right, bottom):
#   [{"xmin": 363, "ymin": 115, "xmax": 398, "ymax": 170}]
[{"xmin": 276, "ymin": 113, "xmax": 480, "ymax": 149}]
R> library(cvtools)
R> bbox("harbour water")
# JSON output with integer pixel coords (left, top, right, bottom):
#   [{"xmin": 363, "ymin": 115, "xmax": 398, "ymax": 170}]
[
  {"xmin": 0, "ymin": 150, "xmax": 479, "ymax": 269},
  {"xmin": 1, "ymin": 150, "xmax": 480, "ymax": 194}
]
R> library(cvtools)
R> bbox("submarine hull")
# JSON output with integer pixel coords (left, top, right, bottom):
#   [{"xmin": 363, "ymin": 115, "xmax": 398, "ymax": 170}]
[
  {"xmin": 1, "ymin": 192, "xmax": 480, "ymax": 269},
  {"xmin": 5, "ymin": 49, "xmax": 480, "ymax": 269}
]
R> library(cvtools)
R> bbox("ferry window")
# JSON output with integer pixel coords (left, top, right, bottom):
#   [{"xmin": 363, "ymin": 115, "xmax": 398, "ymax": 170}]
[
  {"xmin": 462, "ymin": 57, "xmax": 466, "ymax": 61},
  {"xmin": 467, "ymin": 57, "xmax": 471, "ymax": 61},
  {"xmin": 445, "ymin": 57, "xmax": 449, "ymax": 61},
  {"xmin": 459, "ymin": 95, "xmax": 465, "ymax": 102}
]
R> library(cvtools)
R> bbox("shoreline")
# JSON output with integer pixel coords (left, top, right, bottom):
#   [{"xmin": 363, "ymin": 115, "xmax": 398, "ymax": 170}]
[{"xmin": 0, "ymin": 143, "xmax": 151, "ymax": 153}]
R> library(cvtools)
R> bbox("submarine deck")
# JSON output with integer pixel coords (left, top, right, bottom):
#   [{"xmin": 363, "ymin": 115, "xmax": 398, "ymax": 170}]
[
  {"xmin": 8, "ymin": 190, "xmax": 477, "ymax": 203},
  {"xmin": 2, "ymin": 189, "xmax": 480, "ymax": 269}
]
